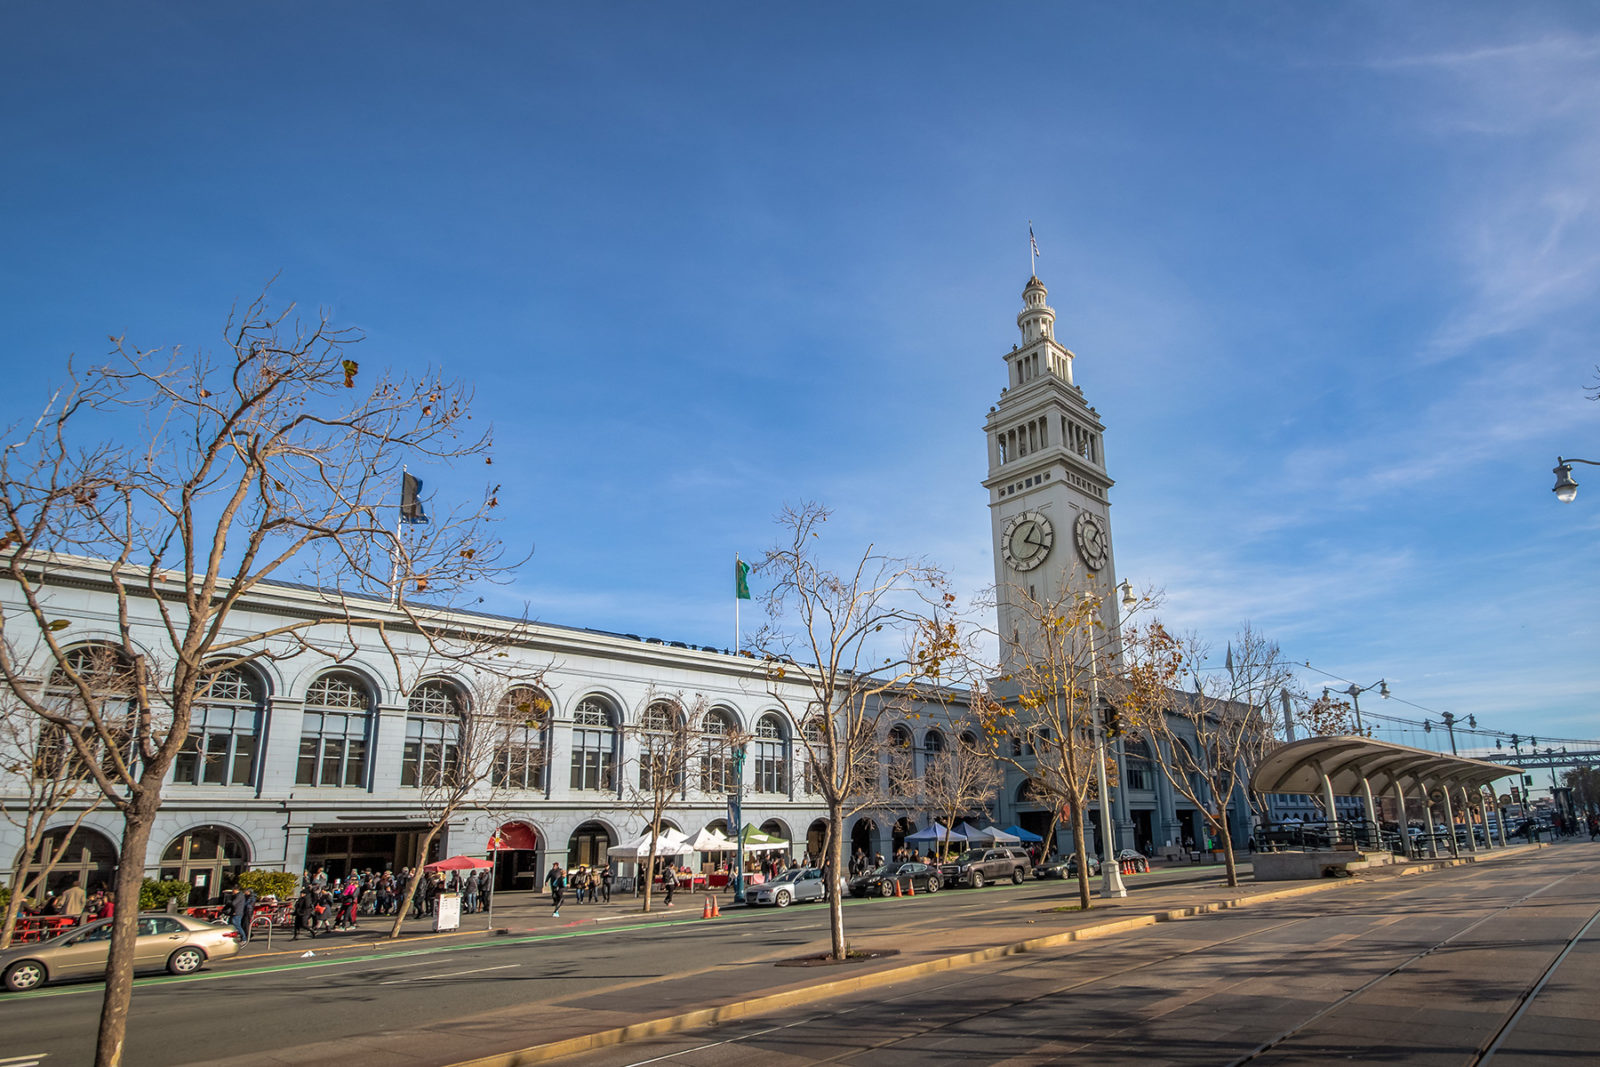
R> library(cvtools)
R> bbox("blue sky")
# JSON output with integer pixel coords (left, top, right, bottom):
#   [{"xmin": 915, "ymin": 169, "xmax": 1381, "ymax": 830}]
[{"xmin": 3, "ymin": 3, "xmax": 1597, "ymax": 767}]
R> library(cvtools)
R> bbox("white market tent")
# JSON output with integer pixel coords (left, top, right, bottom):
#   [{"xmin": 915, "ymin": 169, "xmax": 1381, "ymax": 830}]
[
  {"xmin": 608, "ymin": 827, "xmax": 694, "ymax": 861},
  {"xmin": 957, "ymin": 822, "xmax": 1020, "ymax": 845},
  {"xmin": 684, "ymin": 826, "xmax": 736, "ymax": 852}
]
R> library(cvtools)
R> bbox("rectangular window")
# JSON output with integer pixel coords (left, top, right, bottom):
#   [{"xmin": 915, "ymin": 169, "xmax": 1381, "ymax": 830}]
[
  {"xmin": 174, "ymin": 733, "xmax": 200, "ymax": 784},
  {"xmin": 344, "ymin": 739, "xmax": 366, "ymax": 787},
  {"xmin": 400, "ymin": 741, "xmax": 420, "ymax": 787},
  {"xmin": 231, "ymin": 734, "xmax": 256, "ymax": 786},
  {"xmin": 321, "ymin": 738, "xmax": 345, "ymax": 786},
  {"xmin": 296, "ymin": 737, "xmax": 318, "ymax": 786},
  {"xmin": 202, "ymin": 731, "xmax": 229, "ymax": 784}
]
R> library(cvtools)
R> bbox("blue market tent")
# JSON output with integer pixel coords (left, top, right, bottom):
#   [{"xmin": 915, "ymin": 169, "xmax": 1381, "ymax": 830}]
[
  {"xmin": 905, "ymin": 823, "xmax": 965, "ymax": 844},
  {"xmin": 1001, "ymin": 824, "xmax": 1044, "ymax": 843}
]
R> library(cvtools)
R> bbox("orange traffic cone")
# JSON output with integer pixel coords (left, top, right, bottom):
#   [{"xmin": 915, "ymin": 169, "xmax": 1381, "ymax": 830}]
[
  {"xmin": 893, "ymin": 879, "xmax": 902, "ymax": 897},
  {"xmin": 711, "ymin": 896, "xmax": 721, "ymax": 917},
  {"xmin": 702, "ymin": 896, "xmax": 713, "ymax": 919},
  {"xmin": 907, "ymin": 878, "xmax": 915, "ymax": 896}
]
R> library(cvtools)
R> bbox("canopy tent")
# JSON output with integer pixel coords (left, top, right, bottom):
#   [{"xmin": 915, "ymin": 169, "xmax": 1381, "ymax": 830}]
[
  {"xmin": 905, "ymin": 823, "xmax": 965, "ymax": 844},
  {"xmin": 608, "ymin": 827, "xmax": 694, "ymax": 861},
  {"xmin": 957, "ymin": 822, "xmax": 1020, "ymax": 845},
  {"xmin": 1000, "ymin": 824, "xmax": 1044, "ymax": 844},
  {"xmin": 424, "ymin": 855, "xmax": 493, "ymax": 872},
  {"xmin": 684, "ymin": 826, "xmax": 736, "ymax": 852},
  {"xmin": 738, "ymin": 824, "xmax": 790, "ymax": 851}
]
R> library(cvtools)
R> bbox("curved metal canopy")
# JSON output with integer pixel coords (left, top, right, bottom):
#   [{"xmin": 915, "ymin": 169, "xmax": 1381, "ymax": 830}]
[{"xmin": 1251, "ymin": 736, "xmax": 1518, "ymax": 798}]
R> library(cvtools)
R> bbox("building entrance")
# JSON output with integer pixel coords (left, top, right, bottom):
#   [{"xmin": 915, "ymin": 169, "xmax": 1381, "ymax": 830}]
[{"xmin": 305, "ymin": 824, "xmax": 435, "ymax": 880}]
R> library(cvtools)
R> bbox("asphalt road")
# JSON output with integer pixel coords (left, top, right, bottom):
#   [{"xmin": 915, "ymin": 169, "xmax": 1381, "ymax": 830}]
[
  {"xmin": 0, "ymin": 868, "xmax": 1191, "ymax": 1067},
  {"xmin": 557, "ymin": 845, "xmax": 1600, "ymax": 1066}
]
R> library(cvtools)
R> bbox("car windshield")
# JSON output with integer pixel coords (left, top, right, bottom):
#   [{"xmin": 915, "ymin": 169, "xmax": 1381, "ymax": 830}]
[
  {"xmin": 771, "ymin": 870, "xmax": 800, "ymax": 883},
  {"xmin": 951, "ymin": 850, "xmax": 983, "ymax": 864}
]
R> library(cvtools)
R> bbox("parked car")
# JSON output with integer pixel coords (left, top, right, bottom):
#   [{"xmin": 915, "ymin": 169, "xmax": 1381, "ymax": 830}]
[
  {"xmin": 749, "ymin": 867, "xmax": 830, "ymax": 908},
  {"xmin": 940, "ymin": 846, "xmax": 1031, "ymax": 888},
  {"xmin": 847, "ymin": 861, "xmax": 941, "ymax": 898},
  {"xmin": 1035, "ymin": 853, "xmax": 1101, "ymax": 879},
  {"xmin": 1, "ymin": 914, "xmax": 242, "ymax": 992}
]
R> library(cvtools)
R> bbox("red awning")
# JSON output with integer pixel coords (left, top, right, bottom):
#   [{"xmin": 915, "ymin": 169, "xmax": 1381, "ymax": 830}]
[
  {"xmin": 489, "ymin": 823, "xmax": 539, "ymax": 851},
  {"xmin": 424, "ymin": 855, "xmax": 493, "ymax": 872}
]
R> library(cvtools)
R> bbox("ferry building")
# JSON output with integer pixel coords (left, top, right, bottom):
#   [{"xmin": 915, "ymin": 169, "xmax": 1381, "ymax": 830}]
[{"xmin": 1, "ymin": 274, "xmax": 1248, "ymax": 900}]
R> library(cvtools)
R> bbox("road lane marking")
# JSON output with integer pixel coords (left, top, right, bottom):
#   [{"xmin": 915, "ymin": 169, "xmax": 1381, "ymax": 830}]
[
  {"xmin": 0, "ymin": 1056, "xmax": 47, "ymax": 1065},
  {"xmin": 379, "ymin": 964, "xmax": 520, "ymax": 985}
]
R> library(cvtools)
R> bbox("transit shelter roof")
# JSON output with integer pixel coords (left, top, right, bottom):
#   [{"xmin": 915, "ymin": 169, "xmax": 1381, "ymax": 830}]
[{"xmin": 1251, "ymin": 736, "xmax": 1518, "ymax": 798}]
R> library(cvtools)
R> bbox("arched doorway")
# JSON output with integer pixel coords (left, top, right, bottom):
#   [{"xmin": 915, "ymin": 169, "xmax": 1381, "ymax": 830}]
[
  {"xmin": 805, "ymin": 819, "xmax": 830, "ymax": 864},
  {"xmin": 850, "ymin": 817, "xmax": 876, "ymax": 862},
  {"xmin": 489, "ymin": 821, "xmax": 541, "ymax": 892},
  {"xmin": 159, "ymin": 825, "xmax": 249, "ymax": 905},
  {"xmin": 567, "ymin": 821, "xmax": 613, "ymax": 869},
  {"xmin": 892, "ymin": 816, "xmax": 916, "ymax": 855},
  {"xmin": 21, "ymin": 826, "xmax": 118, "ymax": 898}
]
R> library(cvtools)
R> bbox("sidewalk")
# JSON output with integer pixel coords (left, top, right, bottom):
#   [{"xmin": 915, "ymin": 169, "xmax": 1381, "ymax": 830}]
[{"xmin": 211, "ymin": 845, "xmax": 1545, "ymax": 1067}]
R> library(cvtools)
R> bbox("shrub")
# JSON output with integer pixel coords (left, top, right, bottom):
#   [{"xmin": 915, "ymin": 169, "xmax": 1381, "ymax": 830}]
[
  {"xmin": 235, "ymin": 869, "xmax": 299, "ymax": 900},
  {"xmin": 139, "ymin": 878, "xmax": 192, "ymax": 911}
]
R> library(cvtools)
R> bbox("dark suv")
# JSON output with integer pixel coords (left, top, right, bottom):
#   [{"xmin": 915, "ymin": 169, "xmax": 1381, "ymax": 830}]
[{"xmin": 940, "ymin": 846, "xmax": 1031, "ymax": 888}]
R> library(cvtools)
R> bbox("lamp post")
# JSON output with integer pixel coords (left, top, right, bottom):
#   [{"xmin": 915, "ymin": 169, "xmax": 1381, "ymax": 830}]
[
  {"xmin": 729, "ymin": 743, "xmax": 748, "ymax": 904},
  {"xmin": 1552, "ymin": 457, "xmax": 1600, "ymax": 502},
  {"xmin": 1084, "ymin": 579, "xmax": 1138, "ymax": 899},
  {"xmin": 1321, "ymin": 679, "xmax": 1390, "ymax": 736},
  {"xmin": 1423, "ymin": 711, "xmax": 1475, "ymax": 755}
]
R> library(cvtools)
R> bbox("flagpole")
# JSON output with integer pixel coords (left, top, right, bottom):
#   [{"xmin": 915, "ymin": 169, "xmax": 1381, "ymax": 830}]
[
  {"xmin": 1029, "ymin": 220, "xmax": 1035, "ymax": 276},
  {"xmin": 734, "ymin": 554, "xmax": 741, "ymax": 657},
  {"xmin": 389, "ymin": 465, "xmax": 406, "ymax": 605}
]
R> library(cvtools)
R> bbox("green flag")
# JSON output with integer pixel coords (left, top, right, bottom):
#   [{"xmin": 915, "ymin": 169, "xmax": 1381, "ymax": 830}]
[{"xmin": 735, "ymin": 557, "xmax": 751, "ymax": 600}]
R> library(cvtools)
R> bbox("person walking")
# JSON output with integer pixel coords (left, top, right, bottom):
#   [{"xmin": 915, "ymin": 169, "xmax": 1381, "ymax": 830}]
[
  {"xmin": 230, "ymin": 887, "xmax": 257, "ymax": 943},
  {"xmin": 58, "ymin": 878, "xmax": 86, "ymax": 922},
  {"xmin": 292, "ymin": 888, "xmax": 317, "ymax": 940},
  {"xmin": 546, "ymin": 862, "xmax": 566, "ymax": 919},
  {"xmin": 600, "ymin": 863, "xmax": 613, "ymax": 904}
]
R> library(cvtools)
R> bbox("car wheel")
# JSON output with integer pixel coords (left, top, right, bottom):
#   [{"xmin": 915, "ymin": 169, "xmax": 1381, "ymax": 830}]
[
  {"xmin": 775, "ymin": 890, "xmax": 791, "ymax": 908},
  {"xmin": 925, "ymin": 877, "xmax": 939, "ymax": 894},
  {"xmin": 1011, "ymin": 867, "xmax": 1025, "ymax": 885},
  {"xmin": 167, "ymin": 947, "xmax": 205, "ymax": 976},
  {"xmin": 3, "ymin": 960, "xmax": 45, "ymax": 992},
  {"xmin": 970, "ymin": 871, "xmax": 985, "ymax": 889}
]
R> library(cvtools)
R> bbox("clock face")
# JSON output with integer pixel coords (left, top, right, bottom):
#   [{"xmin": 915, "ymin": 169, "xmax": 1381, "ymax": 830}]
[
  {"xmin": 1074, "ymin": 511, "xmax": 1108, "ymax": 571},
  {"xmin": 1003, "ymin": 511, "xmax": 1053, "ymax": 572}
]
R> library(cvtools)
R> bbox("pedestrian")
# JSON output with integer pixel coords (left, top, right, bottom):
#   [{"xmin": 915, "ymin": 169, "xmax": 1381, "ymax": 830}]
[
  {"xmin": 546, "ymin": 862, "xmax": 566, "ymax": 919},
  {"xmin": 292, "ymin": 888, "xmax": 317, "ymax": 940},
  {"xmin": 58, "ymin": 878, "xmax": 86, "ymax": 922},
  {"xmin": 231, "ymin": 886, "xmax": 257, "ymax": 943},
  {"xmin": 600, "ymin": 863, "xmax": 613, "ymax": 904},
  {"xmin": 662, "ymin": 870, "xmax": 675, "ymax": 908}
]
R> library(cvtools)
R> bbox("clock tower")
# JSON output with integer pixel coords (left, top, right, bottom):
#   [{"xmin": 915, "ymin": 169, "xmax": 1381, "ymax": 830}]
[{"xmin": 984, "ymin": 275, "xmax": 1120, "ymax": 666}]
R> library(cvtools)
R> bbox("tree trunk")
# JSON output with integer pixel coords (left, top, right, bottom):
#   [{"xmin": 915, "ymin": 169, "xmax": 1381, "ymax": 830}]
[
  {"xmin": 1217, "ymin": 807, "xmax": 1238, "ymax": 888},
  {"xmin": 94, "ymin": 804, "xmax": 154, "ymax": 1067},
  {"xmin": 1, "ymin": 855, "xmax": 38, "ymax": 949},
  {"xmin": 389, "ymin": 821, "xmax": 444, "ymax": 939},
  {"xmin": 1071, "ymin": 809, "xmax": 1092, "ymax": 911},
  {"xmin": 826, "ymin": 797, "xmax": 846, "ymax": 959}
]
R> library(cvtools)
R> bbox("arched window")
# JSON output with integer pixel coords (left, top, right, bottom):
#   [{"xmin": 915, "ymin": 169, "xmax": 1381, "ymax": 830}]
[
  {"xmin": 41, "ymin": 645, "xmax": 136, "ymax": 780},
  {"xmin": 297, "ymin": 672, "xmax": 373, "ymax": 788},
  {"xmin": 639, "ymin": 700, "xmax": 683, "ymax": 792},
  {"xmin": 923, "ymin": 728, "xmax": 947, "ymax": 789},
  {"xmin": 401, "ymin": 680, "xmax": 465, "ymax": 788},
  {"xmin": 570, "ymin": 696, "xmax": 618, "ymax": 791},
  {"xmin": 752, "ymin": 714, "xmax": 788, "ymax": 794},
  {"xmin": 21, "ymin": 826, "xmax": 118, "ymax": 897},
  {"xmin": 1124, "ymin": 737, "xmax": 1154, "ymax": 791},
  {"xmin": 959, "ymin": 730, "xmax": 980, "ymax": 750},
  {"xmin": 801, "ymin": 717, "xmax": 827, "ymax": 795},
  {"xmin": 700, "ymin": 708, "xmax": 737, "ymax": 793},
  {"xmin": 174, "ymin": 666, "xmax": 266, "ymax": 787},
  {"xmin": 567, "ymin": 820, "xmax": 613, "ymax": 868},
  {"xmin": 492, "ymin": 685, "xmax": 549, "ymax": 790},
  {"xmin": 159, "ymin": 825, "xmax": 249, "ymax": 905},
  {"xmin": 886, "ymin": 724, "xmax": 914, "ymax": 794}
]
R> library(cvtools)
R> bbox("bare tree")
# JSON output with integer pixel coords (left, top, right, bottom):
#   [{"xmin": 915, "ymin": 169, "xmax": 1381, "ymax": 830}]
[
  {"xmin": 0, "ymin": 667, "xmax": 104, "ymax": 948},
  {"xmin": 895, "ymin": 716, "xmax": 1003, "ymax": 862},
  {"xmin": 747, "ymin": 502, "xmax": 960, "ymax": 960},
  {"xmin": 1118, "ymin": 622, "xmax": 1291, "ymax": 888},
  {"xmin": 386, "ymin": 676, "xmax": 547, "ymax": 938},
  {"xmin": 974, "ymin": 576, "xmax": 1122, "ymax": 911},
  {"xmin": 621, "ymin": 692, "xmax": 723, "ymax": 913},
  {"xmin": 0, "ymin": 293, "xmax": 511, "ymax": 1066}
]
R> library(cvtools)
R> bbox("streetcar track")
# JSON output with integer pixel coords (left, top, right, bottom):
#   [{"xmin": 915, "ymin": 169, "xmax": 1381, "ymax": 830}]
[
  {"xmin": 1224, "ymin": 861, "xmax": 1600, "ymax": 1067},
  {"xmin": 1473, "ymin": 901, "xmax": 1600, "ymax": 1065}
]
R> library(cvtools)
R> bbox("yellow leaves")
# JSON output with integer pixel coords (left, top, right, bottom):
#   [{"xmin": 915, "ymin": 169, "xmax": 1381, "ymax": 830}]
[
  {"xmin": 341, "ymin": 359, "xmax": 359, "ymax": 388},
  {"xmin": 460, "ymin": 548, "xmax": 476, "ymax": 561},
  {"xmin": 48, "ymin": 619, "xmax": 71, "ymax": 632}
]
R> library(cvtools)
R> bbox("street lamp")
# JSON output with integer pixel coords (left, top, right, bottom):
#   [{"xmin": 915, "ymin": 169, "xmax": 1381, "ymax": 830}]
[
  {"xmin": 1552, "ymin": 457, "xmax": 1600, "ymax": 502},
  {"xmin": 1321, "ymin": 679, "xmax": 1390, "ymax": 736},
  {"xmin": 729, "ymin": 742, "xmax": 749, "ymax": 904},
  {"xmin": 1422, "ymin": 711, "xmax": 1475, "ymax": 755},
  {"xmin": 1082, "ymin": 580, "xmax": 1137, "ymax": 899}
]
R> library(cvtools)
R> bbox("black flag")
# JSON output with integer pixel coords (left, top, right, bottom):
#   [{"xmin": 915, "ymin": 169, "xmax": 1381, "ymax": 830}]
[{"xmin": 400, "ymin": 472, "xmax": 429, "ymax": 525}]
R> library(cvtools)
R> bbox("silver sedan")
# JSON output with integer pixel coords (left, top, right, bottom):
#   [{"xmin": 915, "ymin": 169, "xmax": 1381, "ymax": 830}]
[
  {"xmin": 749, "ymin": 867, "xmax": 830, "ymax": 908},
  {"xmin": 1, "ymin": 914, "xmax": 242, "ymax": 992}
]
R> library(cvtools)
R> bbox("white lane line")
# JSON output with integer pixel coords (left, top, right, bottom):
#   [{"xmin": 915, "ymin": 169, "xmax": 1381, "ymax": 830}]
[
  {"xmin": 378, "ymin": 963, "xmax": 520, "ymax": 985},
  {"xmin": 0, "ymin": 1057, "xmax": 46, "ymax": 1066}
]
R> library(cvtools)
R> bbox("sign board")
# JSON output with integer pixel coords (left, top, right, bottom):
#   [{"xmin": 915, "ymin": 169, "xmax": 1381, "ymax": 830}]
[
  {"xmin": 1428, "ymin": 789, "xmax": 1445, "ymax": 804},
  {"xmin": 433, "ymin": 892, "xmax": 461, "ymax": 932}
]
